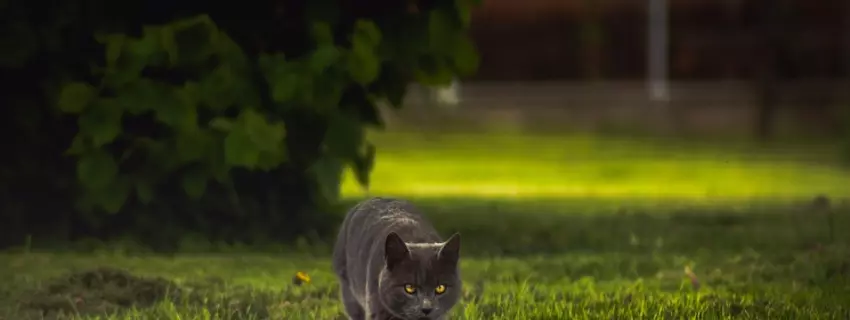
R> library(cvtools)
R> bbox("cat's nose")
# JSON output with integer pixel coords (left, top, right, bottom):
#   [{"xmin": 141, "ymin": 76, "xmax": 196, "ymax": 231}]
[{"xmin": 421, "ymin": 307, "xmax": 433, "ymax": 315}]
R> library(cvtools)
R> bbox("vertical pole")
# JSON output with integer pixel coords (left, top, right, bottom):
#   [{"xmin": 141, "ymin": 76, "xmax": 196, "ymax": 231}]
[{"xmin": 648, "ymin": 0, "xmax": 670, "ymax": 102}]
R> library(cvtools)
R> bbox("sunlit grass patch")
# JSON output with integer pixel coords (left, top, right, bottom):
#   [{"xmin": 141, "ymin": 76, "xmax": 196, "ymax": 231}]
[{"xmin": 340, "ymin": 132, "xmax": 849, "ymax": 200}]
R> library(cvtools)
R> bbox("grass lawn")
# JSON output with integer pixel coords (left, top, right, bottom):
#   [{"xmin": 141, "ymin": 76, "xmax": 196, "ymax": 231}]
[
  {"xmin": 2, "ymin": 246, "xmax": 848, "ymax": 319},
  {"xmin": 341, "ymin": 132, "xmax": 849, "ymax": 201},
  {"xmin": 2, "ymin": 132, "xmax": 849, "ymax": 319},
  {"xmin": 1, "ymin": 200, "xmax": 848, "ymax": 319}
]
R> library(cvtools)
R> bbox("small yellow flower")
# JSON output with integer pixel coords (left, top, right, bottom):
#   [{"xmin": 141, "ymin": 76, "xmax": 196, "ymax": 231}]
[
  {"xmin": 683, "ymin": 266, "xmax": 700, "ymax": 290},
  {"xmin": 293, "ymin": 271, "xmax": 311, "ymax": 286}
]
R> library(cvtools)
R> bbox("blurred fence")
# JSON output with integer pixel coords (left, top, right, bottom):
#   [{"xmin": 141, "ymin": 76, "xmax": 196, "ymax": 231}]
[
  {"xmin": 381, "ymin": 0, "xmax": 850, "ymax": 139},
  {"xmin": 385, "ymin": 81, "xmax": 849, "ymax": 138},
  {"xmin": 468, "ymin": 0, "xmax": 848, "ymax": 80}
]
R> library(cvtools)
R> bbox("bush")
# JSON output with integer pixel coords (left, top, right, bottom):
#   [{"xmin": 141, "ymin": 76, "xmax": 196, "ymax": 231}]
[{"xmin": 0, "ymin": 0, "xmax": 480, "ymax": 250}]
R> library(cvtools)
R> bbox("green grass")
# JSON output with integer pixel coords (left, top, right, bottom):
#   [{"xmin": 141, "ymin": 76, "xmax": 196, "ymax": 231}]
[
  {"xmin": 2, "ymin": 132, "xmax": 849, "ymax": 319},
  {"xmin": 340, "ymin": 132, "xmax": 849, "ymax": 200},
  {"xmin": 2, "ymin": 199, "xmax": 849, "ymax": 319},
  {"xmin": 2, "ymin": 249, "xmax": 848, "ymax": 319}
]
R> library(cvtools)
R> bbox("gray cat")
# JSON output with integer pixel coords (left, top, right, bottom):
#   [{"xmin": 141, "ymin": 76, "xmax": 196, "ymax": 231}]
[{"xmin": 332, "ymin": 197, "xmax": 462, "ymax": 320}]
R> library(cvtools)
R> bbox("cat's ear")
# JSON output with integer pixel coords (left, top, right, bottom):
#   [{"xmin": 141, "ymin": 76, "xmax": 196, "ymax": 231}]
[
  {"xmin": 438, "ymin": 233, "xmax": 461, "ymax": 265},
  {"xmin": 384, "ymin": 232, "xmax": 410, "ymax": 270}
]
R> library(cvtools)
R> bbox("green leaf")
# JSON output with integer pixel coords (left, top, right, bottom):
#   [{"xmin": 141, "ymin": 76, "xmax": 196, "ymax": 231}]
[
  {"xmin": 309, "ymin": 45, "xmax": 342, "ymax": 74},
  {"xmin": 223, "ymin": 129, "xmax": 260, "ymax": 168},
  {"xmin": 98, "ymin": 34, "xmax": 126, "ymax": 69},
  {"xmin": 451, "ymin": 35, "xmax": 479, "ymax": 76},
  {"xmin": 129, "ymin": 28, "xmax": 162, "ymax": 62},
  {"xmin": 208, "ymin": 139, "xmax": 230, "ymax": 183},
  {"xmin": 270, "ymin": 73, "xmax": 300, "ymax": 104},
  {"xmin": 135, "ymin": 137, "xmax": 180, "ymax": 174},
  {"xmin": 352, "ymin": 143, "xmax": 376, "ymax": 188},
  {"xmin": 295, "ymin": 69, "xmax": 316, "ymax": 105},
  {"xmin": 352, "ymin": 20, "xmax": 382, "ymax": 48},
  {"xmin": 414, "ymin": 57, "xmax": 455, "ymax": 86},
  {"xmin": 199, "ymin": 65, "xmax": 240, "ymax": 111},
  {"xmin": 135, "ymin": 180, "xmax": 155, "ymax": 204},
  {"xmin": 261, "ymin": 54, "xmax": 300, "ymax": 104},
  {"xmin": 255, "ymin": 147, "xmax": 288, "ymax": 171},
  {"xmin": 427, "ymin": 8, "xmax": 458, "ymax": 54},
  {"xmin": 180, "ymin": 81, "xmax": 201, "ymax": 108},
  {"xmin": 210, "ymin": 29, "xmax": 244, "ymax": 58},
  {"xmin": 223, "ymin": 109, "xmax": 288, "ymax": 170},
  {"xmin": 208, "ymin": 117, "xmax": 234, "ymax": 132},
  {"xmin": 113, "ymin": 79, "xmax": 170, "ymax": 115},
  {"xmin": 158, "ymin": 25, "xmax": 179, "ymax": 66},
  {"xmin": 347, "ymin": 46, "xmax": 381, "ymax": 85},
  {"xmin": 102, "ymin": 32, "xmax": 158, "ymax": 88},
  {"xmin": 310, "ymin": 156, "xmax": 344, "ymax": 201},
  {"xmin": 454, "ymin": 0, "xmax": 475, "ymax": 27},
  {"xmin": 98, "ymin": 176, "xmax": 132, "ymax": 214},
  {"xmin": 242, "ymin": 109, "xmax": 287, "ymax": 152},
  {"xmin": 324, "ymin": 113, "xmax": 364, "ymax": 159},
  {"xmin": 169, "ymin": 15, "xmax": 218, "ymax": 66},
  {"xmin": 310, "ymin": 22, "xmax": 335, "ymax": 46},
  {"xmin": 154, "ymin": 85, "xmax": 197, "ymax": 130},
  {"xmin": 77, "ymin": 150, "xmax": 119, "ymax": 190},
  {"xmin": 344, "ymin": 87, "xmax": 383, "ymax": 127},
  {"xmin": 57, "ymin": 82, "xmax": 97, "ymax": 114},
  {"xmin": 373, "ymin": 64, "xmax": 408, "ymax": 109},
  {"xmin": 175, "ymin": 128, "xmax": 213, "ymax": 163},
  {"xmin": 258, "ymin": 53, "xmax": 285, "ymax": 70},
  {"xmin": 311, "ymin": 73, "xmax": 346, "ymax": 112},
  {"xmin": 181, "ymin": 168, "xmax": 208, "ymax": 199},
  {"xmin": 66, "ymin": 134, "xmax": 89, "ymax": 156},
  {"xmin": 347, "ymin": 20, "xmax": 382, "ymax": 85},
  {"xmin": 78, "ymin": 99, "xmax": 123, "ymax": 147}
]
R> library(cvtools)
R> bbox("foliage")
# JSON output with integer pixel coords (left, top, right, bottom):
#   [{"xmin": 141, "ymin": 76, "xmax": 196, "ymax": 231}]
[
  {"xmin": 59, "ymin": 4, "xmax": 480, "ymax": 212},
  {"xmin": 0, "ymin": 0, "xmax": 480, "ymax": 248}
]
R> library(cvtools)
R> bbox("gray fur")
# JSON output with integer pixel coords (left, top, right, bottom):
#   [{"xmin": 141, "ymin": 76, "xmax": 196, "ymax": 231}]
[{"xmin": 332, "ymin": 197, "xmax": 462, "ymax": 320}]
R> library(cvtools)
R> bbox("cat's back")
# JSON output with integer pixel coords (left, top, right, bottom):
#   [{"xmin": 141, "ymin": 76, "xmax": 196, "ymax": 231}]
[
  {"xmin": 339, "ymin": 197, "xmax": 437, "ymax": 245},
  {"xmin": 342, "ymin": 197, "xmax": 425, "ymax": 231},
  {"xmin": 332, "ymin": 197, "xmax": 439, "ymax": 277}
]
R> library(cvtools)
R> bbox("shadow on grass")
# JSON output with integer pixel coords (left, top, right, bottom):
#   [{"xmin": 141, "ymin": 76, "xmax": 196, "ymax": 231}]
[
  {"xmin": 11, "ymin": 267, "xmax": 338, "ymax": 319},
  {"xmin": 16, "ymin": 268, "xmax": 174, "ymax": 318}
]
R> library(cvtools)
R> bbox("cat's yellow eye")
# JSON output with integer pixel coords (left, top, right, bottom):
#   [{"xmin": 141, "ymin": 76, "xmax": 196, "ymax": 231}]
[
  {"xmin": 403, "ymin": 284, "xmax": 416, "ymax": 294},
  {"xmin": 435, "ymin": 284, "xmax": 447, "ymax": 294}
]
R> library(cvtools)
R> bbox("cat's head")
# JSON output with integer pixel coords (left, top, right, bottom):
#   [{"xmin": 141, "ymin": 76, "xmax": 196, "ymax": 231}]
[{"xmin": 378, "ymin": 232, "xmax": 462, "ymax": 319}]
